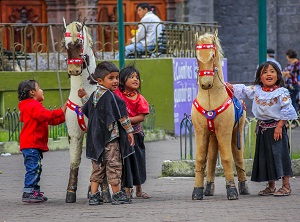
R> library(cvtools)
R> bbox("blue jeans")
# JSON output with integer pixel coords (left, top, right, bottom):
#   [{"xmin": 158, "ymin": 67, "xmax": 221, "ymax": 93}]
[
  {"xmin": 22, "ymin": 149, "xmax": 43, "ymax": 193},
  {"xmin": 115, "ymin": 43, "xmax": 154, "ymax": 59}
]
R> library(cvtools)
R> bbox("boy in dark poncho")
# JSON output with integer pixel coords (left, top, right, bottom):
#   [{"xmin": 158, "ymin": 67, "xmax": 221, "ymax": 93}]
[{"xmin": 81, "ymin": 61, "xmax": 135, "ymax": 205}]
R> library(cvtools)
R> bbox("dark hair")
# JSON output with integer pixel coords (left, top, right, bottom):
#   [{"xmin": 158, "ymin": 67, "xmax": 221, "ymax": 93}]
[
  {"xmin": 254, "ymin": 61, "xmax": 284, "ymax": 87},
  {"xmin": 88, "ymin": 61, "xmax": 119, "ymax": 84},
  {"xmin": 136, "ymin": 2, "xmax": 151, "ymax": 11},
  {"xmin": 18, "ymin": 80, "xmax": 38, "ymax": 101},
  {"xmin": 119, "ymin": 65, "xmax": 141, "ymax": 92},
  {"xmin": 267, "ymin": 48, "xmax": 275, "ymax": 58},
  {"xmin": 286, "ymin": 49, "xmax": 297, "ymax": 59}
]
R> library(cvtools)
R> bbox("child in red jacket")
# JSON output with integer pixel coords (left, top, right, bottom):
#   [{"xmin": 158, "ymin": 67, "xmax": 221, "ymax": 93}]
[{"xmin": 18, "ymin": 80, "xmax": 67, "ymax": 203}]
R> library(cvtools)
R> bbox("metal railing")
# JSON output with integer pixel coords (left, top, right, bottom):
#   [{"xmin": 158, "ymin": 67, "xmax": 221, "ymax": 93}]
[
  {"xmin": 0, "ymin": 104, "xmax": 155, "ymax": 142},
  {"xmin": 0, "ymin": 22, "xmax": 218, "ymax": 71},
  {"xmin": 0, "ymin": 107, "xmax": 67, "ymax": 142},
  {"xmin": 179, "ymin": 115, "xmax": 300, "ymax": 160},
  {"xmin": 179, "ymin": 113, "xmax": 193, "ymax": 160}
]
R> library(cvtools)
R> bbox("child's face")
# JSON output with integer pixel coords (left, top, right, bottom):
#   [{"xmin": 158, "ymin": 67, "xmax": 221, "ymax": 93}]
[
  {"xmin": 125, "ymin": 72, "xmax": 140, "ymax": 91},
  {"xmin": 260, "ymin": 65, "xmax": 278, "ymax": 88},
  {"xmin": 98, "ymin": 72, "xmax": 119, "ymax": 92},
  {"xmin": 31, "ymin": 83, "xmax": 44, "ymax": 102}
]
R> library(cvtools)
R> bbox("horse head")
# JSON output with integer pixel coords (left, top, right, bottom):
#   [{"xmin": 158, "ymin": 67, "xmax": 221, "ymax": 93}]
[
  {"xmin": 195, "ymin": 29, "xmax": 223, "ymax": 90},
  {"xmin": 63, "ymin": 19, "xmax": 93, "ymax": 76}
]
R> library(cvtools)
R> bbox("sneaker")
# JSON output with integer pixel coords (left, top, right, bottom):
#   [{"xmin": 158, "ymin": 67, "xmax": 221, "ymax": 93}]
[
  {"xmin": 37, "ymin": 191, "xmax": 48, "ymax": 201},
  {"xmin": 111, "ymin": 191, "xmax": 132, "ymax": 205},
  {"xmin": 89, "ymin": 191, "xmax": 103, "ymax": 205},
  {"xmin": 22, "ymin": 191, "xmax": 44, "ymax": 203}
]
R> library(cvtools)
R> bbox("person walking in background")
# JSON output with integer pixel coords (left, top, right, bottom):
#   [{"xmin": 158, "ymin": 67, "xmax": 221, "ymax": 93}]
[
  {"xmin": 80, "ymin": 61, "xmax": 135, "ymax": 205},
  {"xmin": 226, "ymin": 61, "xmax": 298, "ymax": 197},
  {"xmin": 115, "ymin": 2, "xmax": 162, "ymax": 59},
  {"xmin": 18, "ymin": 80, "xmax": 66, "ymax": 203},
  {"xmin": 115, "ymin": 65, "xmax": 150, "ymax": 199},
  {"xmin": 266, "ymin": 48, "xmax": 282, "ymax": 71},
  {"xmin": 282, "ymin": 49, "xmax": 300, "ymax": 114}
]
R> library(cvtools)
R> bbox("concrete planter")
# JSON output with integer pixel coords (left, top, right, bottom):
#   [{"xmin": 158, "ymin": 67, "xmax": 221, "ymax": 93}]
[{"xmin": 162, "ymin": 159, "xmax": 300, "ymax": 177}]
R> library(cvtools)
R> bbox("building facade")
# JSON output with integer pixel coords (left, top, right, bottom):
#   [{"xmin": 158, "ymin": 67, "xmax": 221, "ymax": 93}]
[{"xmin": 0, "ymin": 0, "xmax": 299, "ymax": 82}]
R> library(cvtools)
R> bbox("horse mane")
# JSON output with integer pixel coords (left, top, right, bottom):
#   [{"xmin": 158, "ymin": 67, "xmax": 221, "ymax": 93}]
[
  {"xmin": 67, "ymin": 21, "xmax": 93, "ymax": 47},
  {"xmin": 197, "ymin": 32, "xmax": 224, "ymax": 60}
]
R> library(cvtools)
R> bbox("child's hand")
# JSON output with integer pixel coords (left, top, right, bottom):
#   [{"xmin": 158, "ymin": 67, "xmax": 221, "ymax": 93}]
[
  {"xmin": 274, "ymin": 125, "xmax": 283, "ymax": 141},
  {"xmin": 78, "ymin": 88, "xmax": 88, "ymax": 98},
  {"xmin": 225, "ymin": 82, "xmax": 234, "ymax": 98},
  {"xmin": 62, "ymin": 102, "xmax": 67, "ymax": 113},
  {"xmin": 225, "ymin": 82, "xmax": 233, "ymax": 92},
  {"xmin": 128, "ymin": 133, "xmax": 135, "ymax": 146}
]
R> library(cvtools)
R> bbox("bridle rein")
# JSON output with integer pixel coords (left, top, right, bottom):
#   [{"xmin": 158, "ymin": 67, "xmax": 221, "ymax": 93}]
[
  {"xmin": 195, "ymin": 43, "xmax": 216, "ymax": 77},
  {"xmin": 65, "ymin": 32, "xmax": 85, "ymax": 66},
  {"xmin": 193, "ymin": 42, "xmax": 233, "ymax": 133}
]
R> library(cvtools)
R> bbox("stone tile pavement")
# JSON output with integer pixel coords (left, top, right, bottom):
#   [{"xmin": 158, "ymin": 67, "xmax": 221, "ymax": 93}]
[{"xmin": 0, "ymin": 137, "xmax": 300, "ymax": 222}]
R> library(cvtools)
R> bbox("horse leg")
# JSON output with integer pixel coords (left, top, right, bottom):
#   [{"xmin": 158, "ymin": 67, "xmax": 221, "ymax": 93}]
[
  {"xmin": 217, "ymin": 132, "xmax": 238, "ymax": 200},
  {"xmin": 66, "ymin": 134, "xmax": 84, "ymax": 203},
  {"xmin": 232, "ymin": 114, "xmax": 249, "ymax": 195},
  {"xmin": 204, "ymin": 135, "xmax": 218, "ymax": 196},
  {"xmin": 192, "ymin": 129, "xmax": 209, "ymax": 200}
]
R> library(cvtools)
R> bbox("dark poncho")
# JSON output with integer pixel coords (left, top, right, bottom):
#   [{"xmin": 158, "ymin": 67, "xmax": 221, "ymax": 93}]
[{"xmin": 81, "ymin": 90, "xmax": 134, "ymax": 163}]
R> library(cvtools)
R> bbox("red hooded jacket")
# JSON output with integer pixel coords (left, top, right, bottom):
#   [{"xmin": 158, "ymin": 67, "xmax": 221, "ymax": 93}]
[{"xmin": 19, "ymin": 99, "xmax": 65, "ymax": 152}]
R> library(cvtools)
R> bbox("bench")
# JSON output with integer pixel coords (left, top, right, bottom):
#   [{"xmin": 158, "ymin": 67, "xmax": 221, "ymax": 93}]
[
  {"xmin": 0, "ymin": 48, "xmax": 31, "ymax": 71},
  {"xmin": 126, "ymin": 25, "xmax": 184, "ymax": 59}
]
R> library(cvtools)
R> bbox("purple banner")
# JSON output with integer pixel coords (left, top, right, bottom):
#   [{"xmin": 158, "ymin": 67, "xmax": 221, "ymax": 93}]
[{"xmin": 173, "ymin": 58, "xmax": 227, "ymax": 136}]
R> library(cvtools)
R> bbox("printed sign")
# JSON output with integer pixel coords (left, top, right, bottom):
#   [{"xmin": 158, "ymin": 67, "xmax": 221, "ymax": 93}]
[{"xmin": 173, "ymin": 58, "xmax": 227, "ymax": 136}]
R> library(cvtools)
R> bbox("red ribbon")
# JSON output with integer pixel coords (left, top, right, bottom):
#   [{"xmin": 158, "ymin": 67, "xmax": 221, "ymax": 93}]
[
  {"xmin": 67, "ymin": 99, "xmax": 87, "ymax": 131},
  {"xmin": 68, "ymin": 58, "xmax": 83, "ymax": 65}
]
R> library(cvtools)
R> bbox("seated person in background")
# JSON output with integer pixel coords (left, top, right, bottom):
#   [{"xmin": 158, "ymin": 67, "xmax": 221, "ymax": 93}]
[{"xmin": 116, "ymin": 2, "xmax": 162, "ymax": 59}]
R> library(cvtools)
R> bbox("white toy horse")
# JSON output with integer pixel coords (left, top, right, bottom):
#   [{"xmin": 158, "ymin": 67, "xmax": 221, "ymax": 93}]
[{"xmin": 63, "ymin": 19, "xmax": 97, "ymax": 203}]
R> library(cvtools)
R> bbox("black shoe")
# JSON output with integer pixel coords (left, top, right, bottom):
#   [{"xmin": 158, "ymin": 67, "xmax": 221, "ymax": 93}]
[
  {"xmin": 111, "ymin": 191, "xmax": 132, "ymax": 205},
  {"xmin": 101, "ymin": 188, "xmax": 112, "ymax": 203},
  {"xmin": 22, "ymin": 191, "xmax": 44, "ymax": 203},
  {"xmin": 89, "ymin": 191, "xmax": 103, "ymax": 205}
]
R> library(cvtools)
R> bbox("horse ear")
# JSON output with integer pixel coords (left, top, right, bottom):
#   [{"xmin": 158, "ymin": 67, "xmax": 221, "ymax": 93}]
[
  {"xmin": 63, "ymin": 17, "xmax": 67, "ymax": 29},
  {"xmin": 195, "ymin": 32, "xmax": 198, "ymax": 42},
  {"xmin": 214, "ymin": 28, "xmax": 218, "ymax": 38}
]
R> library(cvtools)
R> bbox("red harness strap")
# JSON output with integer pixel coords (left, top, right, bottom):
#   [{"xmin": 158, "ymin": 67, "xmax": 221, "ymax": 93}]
[
  {"xmin": 193, "ymin": 97, "xmax": 232, "ymax": 132},
  {"xmin": 65, "ymin": 32, "xmax": 84, "ymax": 41},
  {"xmin": 67, "ymin": 99, "xmax": 87, "ymax": 131},
  {"xmin": 65, "ymin": 32, "xmax": 84, "ymax": 66}
]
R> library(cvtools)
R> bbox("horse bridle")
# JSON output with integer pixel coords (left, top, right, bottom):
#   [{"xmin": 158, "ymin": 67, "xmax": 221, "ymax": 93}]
[
  {"xmin": 195, "ymin": 43, "xmax": 217, "ymax": 77},
  {"xmin": 64, "ymin": 24, "xmax": 91, "ymax": 73}
]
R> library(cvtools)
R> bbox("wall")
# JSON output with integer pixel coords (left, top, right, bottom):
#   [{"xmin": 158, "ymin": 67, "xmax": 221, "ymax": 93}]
[
  {"xmin": 0, "ymin": 59, "xmax": 176, "ymax": 133},
  {"xmin": 186, "ymin": 0, "xmax": 300, "ymax": 83},
  {"xmin": 115, "ymin": 59, "xmax": 175, "ymax": 133},
  {"xmin": 0, "ymin": 71, "xmax": 70, "ymax": 115}
]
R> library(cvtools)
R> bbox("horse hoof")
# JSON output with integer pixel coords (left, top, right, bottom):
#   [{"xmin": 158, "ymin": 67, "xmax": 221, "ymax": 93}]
[
  {"xmin": 226, "ymin": 186, "xmax": 238, "ymax": 200},
  {"xmin": 192, "ymin": 187, "xmax": 204, "ymax": 200},
  {"xmin": 66, "ymin": 191, "xmax": 76, "ymax": 203},
  {"xmin": 101, "ymin": 189, "xmax": 112, "ymax": 203},
  {"xmin": 204, "ymin": 181, "xmax": 215, "ymax": 196},
  {"xmin": 238, "ymin": 181, "xmax": 250, "ymax": 195}
]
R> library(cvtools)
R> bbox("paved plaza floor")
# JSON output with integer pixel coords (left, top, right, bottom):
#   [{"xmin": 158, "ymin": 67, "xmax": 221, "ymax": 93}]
[{"xmin": 1, "ymin": 137, "xmax": 300, "ymax": 222}]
